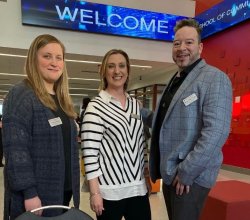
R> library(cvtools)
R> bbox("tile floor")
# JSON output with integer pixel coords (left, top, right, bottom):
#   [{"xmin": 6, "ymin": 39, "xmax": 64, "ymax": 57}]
[{"xmin": 0, "ymin": 167, "xmax": 250, "ymax": 220}]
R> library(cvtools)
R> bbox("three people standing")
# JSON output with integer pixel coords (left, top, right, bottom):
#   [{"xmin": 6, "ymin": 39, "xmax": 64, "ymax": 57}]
[{"xmin": 2, "ymin": 18, "xmax": 232, "ymax": 220}]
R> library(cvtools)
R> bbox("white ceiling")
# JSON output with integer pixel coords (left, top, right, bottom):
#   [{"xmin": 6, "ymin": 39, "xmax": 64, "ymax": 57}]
[{"xmin": 0, "ymin": 46, "xmax": 176, "ymax": 104}]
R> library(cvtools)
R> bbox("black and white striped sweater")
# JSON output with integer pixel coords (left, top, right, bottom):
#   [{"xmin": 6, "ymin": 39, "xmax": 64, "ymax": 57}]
[{"xmin": 81, "ymin": 90, "xmax": 148, "ymax": 200}]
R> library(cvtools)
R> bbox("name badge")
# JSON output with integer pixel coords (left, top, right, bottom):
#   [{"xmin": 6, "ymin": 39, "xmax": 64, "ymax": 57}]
[
  {"xmin": 48, "ymin": 117, "xmax": 62, "ymax": 127},
  {"xmin": 130, "ymin": 113, "xmax": 140, "ymax": 120},
  {"xmin": 183, "ymin": 93, "xmax": 198, "ymax": 106}
]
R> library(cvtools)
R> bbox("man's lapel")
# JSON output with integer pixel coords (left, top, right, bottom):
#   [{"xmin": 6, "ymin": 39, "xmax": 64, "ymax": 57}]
[{"xmin": 163, "ymin": 60, "xmax": 206, "ymax": 122}]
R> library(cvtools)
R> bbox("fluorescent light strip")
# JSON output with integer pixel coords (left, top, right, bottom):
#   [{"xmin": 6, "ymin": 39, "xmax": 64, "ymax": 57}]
[
  {"xmin": 0, "ymin": 84, "xmax": 98, "ymax": 91},
  {"xmin": 69, "ymin": 77, "xmax": 100, "ymax": 81},
  {"xmin": 0, "ymin": 53, "xmax": 26, "ymax": 58},
  {"xmin": 0, "ymin": 83, "xmax": 14, "ymax": 86},
  {"xmin": 70, "ymin": 87, "xmax": 98, "ymax": 90},
  {"xmin": 67, "ymin": 59, "xmax": 152, "ymax": 68},
  {"xmin": 66, "ymin": 59, "xmax": 100, "ymax": 65},
  {"xmin": 0, "ymin": 53, "xmax": 152, "ymax": 69},
  {"xmin": 0, "ymin": 73, "xmax": 99, "ymax": 82},
  {"xmin": 0, "ymin": 73, "xmax": 25, "ymax": 77},
  {"xmin": 70, "ymin": 94, "xmax": 89, "ymax": 96},
  {"xmin": 130, "ymin": 64, "xmax": 152, "ymax": 69}
]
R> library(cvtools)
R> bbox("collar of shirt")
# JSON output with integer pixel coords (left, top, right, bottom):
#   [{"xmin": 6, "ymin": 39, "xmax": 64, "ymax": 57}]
[
  {"xmin": 99, "ymin": 90, "xmax": 131, "ymax": 105},
  {"xmin": 179, "ymin": 58, "xmax": 202, "ymax": 78}
]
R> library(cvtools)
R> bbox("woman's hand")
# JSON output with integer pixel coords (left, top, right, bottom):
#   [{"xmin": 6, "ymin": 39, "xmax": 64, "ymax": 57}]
[
  {"xmin": 90, "ymin": 193, "xmax": 104, "ymax": 216},
  {"xmin": 89, "ymin": 178, "xmax": 104, "ymax": 216},
  {"xmin": 24, "ymin": 196, "xmax": 43, "ymax": 216}
]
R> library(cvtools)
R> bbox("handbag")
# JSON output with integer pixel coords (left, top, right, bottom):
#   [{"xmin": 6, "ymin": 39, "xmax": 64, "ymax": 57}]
[{"xmin": 15, "ymin": 205, "xmax": 93, "ymax": 220}]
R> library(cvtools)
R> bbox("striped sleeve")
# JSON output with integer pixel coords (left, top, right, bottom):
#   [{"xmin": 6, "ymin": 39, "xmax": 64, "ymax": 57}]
[
  {"xmin": 81, "ymin": 103, "xmax": 104, "ymax": 180},
  {"xmin": 135, "ymin": 99, "xmax": 149, "ymax": 170}
]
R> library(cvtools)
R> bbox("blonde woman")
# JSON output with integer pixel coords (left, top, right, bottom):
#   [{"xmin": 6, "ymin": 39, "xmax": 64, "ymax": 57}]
[
  {"xmin": 82, "ymin": 49, "xmax": 151, "ymax": 220},
  {"xmin": 2, "ymin": 34, "xmax": 80, "ymax": 220}
]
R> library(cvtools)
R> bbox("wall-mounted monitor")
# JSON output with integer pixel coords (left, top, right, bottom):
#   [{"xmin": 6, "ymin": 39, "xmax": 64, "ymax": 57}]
[
  {"xmin": 21, "ymin": 0, "xmax": 187, "ymax": 41},
  {"xmin": 195, "ymin": 0, "xmax": 250, "ymax": 39}
]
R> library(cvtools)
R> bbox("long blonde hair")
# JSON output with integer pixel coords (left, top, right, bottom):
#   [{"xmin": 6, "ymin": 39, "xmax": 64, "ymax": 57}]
[
  {"xmin": 99, "ymin": 49, "xmax": 130, "ymax": 91},
  {"xmin": 25, "ymin": 34, "xmax": 76, "ymax": 118}
]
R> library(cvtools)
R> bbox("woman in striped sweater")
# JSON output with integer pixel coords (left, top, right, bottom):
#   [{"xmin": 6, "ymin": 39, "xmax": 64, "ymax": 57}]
[{"xmin": 81, "ymin": 49, "xmax": 151, "ymax": 220}]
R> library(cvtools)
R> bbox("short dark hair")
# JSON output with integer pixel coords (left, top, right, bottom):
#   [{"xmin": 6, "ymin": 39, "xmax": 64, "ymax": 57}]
[{"xmin": 174, "ymin": 18, "xmax": 202, "ymax": 43}]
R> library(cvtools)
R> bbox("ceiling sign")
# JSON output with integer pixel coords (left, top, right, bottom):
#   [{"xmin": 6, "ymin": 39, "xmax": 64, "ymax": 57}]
[
  {"xmin": 196, "ymin": 0, "xmax": 250, "ymax": 39},
  {"xmin": 21, "ymin": 0, "xmax": 187, "ymax": 41}
]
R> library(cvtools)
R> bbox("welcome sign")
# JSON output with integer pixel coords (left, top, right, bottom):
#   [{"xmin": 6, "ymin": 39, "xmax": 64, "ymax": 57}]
[{"xmin": 21, "ymin": 0, "xmax": 186, "ymax": 41}]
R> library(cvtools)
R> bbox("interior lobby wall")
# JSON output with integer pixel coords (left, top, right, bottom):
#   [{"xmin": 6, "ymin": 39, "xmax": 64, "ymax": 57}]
[
  {"xmin": 0, "ymin": 0, "xmax": 194, "ymax": 63},
  {"xmin": 196, "ymin": 0, "xmax": 250, "ymax": 169}
]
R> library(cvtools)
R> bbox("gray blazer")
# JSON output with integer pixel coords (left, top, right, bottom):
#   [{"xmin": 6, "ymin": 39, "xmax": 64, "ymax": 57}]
[{"xmin": 143, "ymin": 59, "xmax": 232, "ymax": 188}]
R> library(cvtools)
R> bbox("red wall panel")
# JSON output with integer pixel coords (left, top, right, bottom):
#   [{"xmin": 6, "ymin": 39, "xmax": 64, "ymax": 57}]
[
  {"xmin": 201, "ymin": 21, "xmax": 250, "ymax": 169},
  {"xmin": 195, "ymin": 0, "xmax": 224, "ymax": 15},
  {"xmin": 195, "ymin": 0, "xmax": 250, "ymax": 169}
]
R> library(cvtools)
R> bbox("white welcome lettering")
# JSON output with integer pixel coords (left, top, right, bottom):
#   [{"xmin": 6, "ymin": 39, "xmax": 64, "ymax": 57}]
[
  {"xmin": 55, "ymin": 5, "xmax": 78, "ymax": 21},
  {"xmin": 55, "ymin": 6, "xmax": 169, "ymax": 35}
]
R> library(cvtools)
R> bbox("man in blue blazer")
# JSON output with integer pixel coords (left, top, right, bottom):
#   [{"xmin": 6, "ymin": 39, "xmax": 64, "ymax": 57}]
[{"xmin": 142, "ymin": 18, "xmax": 232, "ymax": 220}]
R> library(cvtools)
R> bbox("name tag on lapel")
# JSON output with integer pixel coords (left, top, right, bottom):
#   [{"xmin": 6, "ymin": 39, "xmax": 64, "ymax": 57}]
[
  {"xmin": 130, "ymin": 113, "xmax": 140, "ymax": 119},
  {"xmin": 48, "ymin": 117, "xmax": 62, "ymax": 127},
  {"xmin": 183, "ymin": 93, "xmax": 198, "ymax": 106}
]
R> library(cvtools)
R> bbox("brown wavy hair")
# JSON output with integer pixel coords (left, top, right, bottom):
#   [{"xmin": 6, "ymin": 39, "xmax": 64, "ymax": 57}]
[{"xmin": 25, "ymin": 34, "xmax": 76, "ymax": 118}]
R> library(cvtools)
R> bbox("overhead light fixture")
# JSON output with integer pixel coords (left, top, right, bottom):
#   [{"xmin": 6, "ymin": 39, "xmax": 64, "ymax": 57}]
[
  {"xmin": 66, "ymin": 59, "xmax": 101, "ymax": 65},
  {"xmin": 0, "ymin": 84, "xmax": 98, "ymax": 91},
  {"xmin": 70, "ymin": 87, "xmax": 98, "ymax": 91},
  {"xmin": 70, "ymin": 93, "xmax": 89, "ymax": 96},
  {"xmin": 0, "ymin": 53, "xmax": 152, "ymax": 69},
  {"xmin": 69, "ymin": 77, "xmax": 100, "ymax": 81},
  {"xmin": 0, "ymin": 73, "xmax": 25, "ymax": 77},
  {"xmin": 0, "ymin": 73, "xmax": 100, "ymax": 82},
  {"xmin": 0, "ymin": 53, "xmax": 27, "ymax": 58},
  {"xmin": 0, "ymin": 83, "xmax": 15, "ymax": 86},
  {"xmin": 130, "ymin": 64, "xmax": 152, "ymax": 69}
]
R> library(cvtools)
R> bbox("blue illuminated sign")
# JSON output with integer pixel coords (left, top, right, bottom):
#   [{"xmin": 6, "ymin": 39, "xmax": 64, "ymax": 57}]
[
  {"xmin": 195, "ymin": 0, "xmax": 250, "ymax": 39},
  {"xmin": 21, "ymin": 0, "xmax": 187, "ymax": 41}
]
